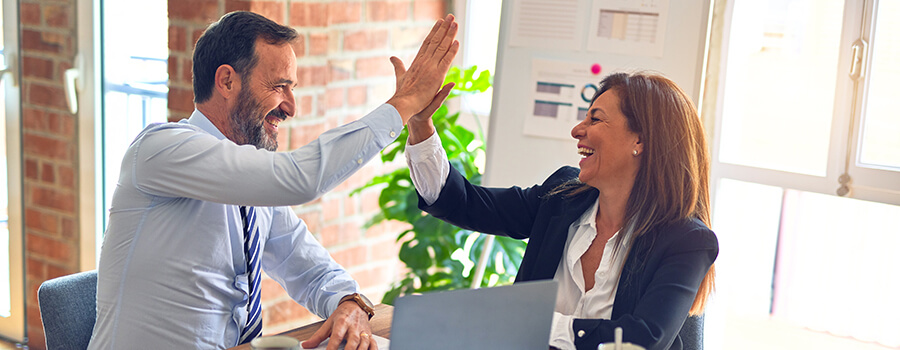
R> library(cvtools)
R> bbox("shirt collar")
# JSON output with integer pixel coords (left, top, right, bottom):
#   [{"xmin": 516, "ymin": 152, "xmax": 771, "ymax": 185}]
[
  {"xmin": 187, "ymin": 109, "xmax": 228, "ymax": 141},
  {"xmin": 575, "ymin": 200, "xmax": 599, "ymax": 229}
]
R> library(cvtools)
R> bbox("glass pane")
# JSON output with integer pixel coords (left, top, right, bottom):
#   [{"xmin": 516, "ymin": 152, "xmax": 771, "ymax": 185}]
[
  {"xmin": 773, "ymin": 190, "xmax": 900, "ymax": 348},
  {"xmin": 712, "ymin": 179, "xmax": 783, "ymax": 317},
  {"xmin": 718, "ymin": 0, "xmax": 845, "ymax": 176},
  {"xmin": 101, "ymin": 1, "xmax": 168, "ymax": 231},
  {"xmin": 0, "ymin": 0, "xmax": 9, "ymax": 318},
  {"xmin": 858, "ymin": 1, "xmax": 900, "ymax": 169}
]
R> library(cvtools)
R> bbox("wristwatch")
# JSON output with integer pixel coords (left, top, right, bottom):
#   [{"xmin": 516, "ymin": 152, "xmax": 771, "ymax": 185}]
[{"xmin": 340, "ymin": 293, "xmax": 375, "ymax": 320}]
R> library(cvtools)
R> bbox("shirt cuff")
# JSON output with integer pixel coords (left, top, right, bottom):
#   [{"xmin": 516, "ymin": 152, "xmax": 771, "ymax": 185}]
[
  {"xmin": 549, "ymin": 312, "xmax": 576, "ymax": 350},
  {"xmin": 359, "ymin": 103, "xmax": 404, "ymax": 147},
  {"xmin": 406, "ymin": 132, "xmax": 449, "ymax": 206}
]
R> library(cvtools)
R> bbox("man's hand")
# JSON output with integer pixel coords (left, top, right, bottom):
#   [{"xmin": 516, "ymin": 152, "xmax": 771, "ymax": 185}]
[
  {"xmin": 386, "ymin": 14, "xmax": 460, "ymax": 124},
  {"xmin": 301, "ymin": 301, "xmax": 376, "ymax": 350},
  {"xmin": 406, "ymin": 82, "xmax": 454, "ymax": 145}
]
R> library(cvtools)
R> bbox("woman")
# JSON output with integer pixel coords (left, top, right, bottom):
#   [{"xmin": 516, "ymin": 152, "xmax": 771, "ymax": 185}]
[{"xmin": 404, "ymin": 72, "xmax": 718, "ymax": 350}]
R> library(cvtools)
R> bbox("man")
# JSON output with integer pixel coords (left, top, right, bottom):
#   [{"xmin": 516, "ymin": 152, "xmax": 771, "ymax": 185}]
[{"xmin": 88, "ymin": 11, "xmax": 458, "ymax": 350}]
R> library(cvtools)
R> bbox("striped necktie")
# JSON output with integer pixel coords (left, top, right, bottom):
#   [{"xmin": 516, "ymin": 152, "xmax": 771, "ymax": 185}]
[{"xmin": 238, "ymin": 206, "xmax": 263, "ymax": 344}]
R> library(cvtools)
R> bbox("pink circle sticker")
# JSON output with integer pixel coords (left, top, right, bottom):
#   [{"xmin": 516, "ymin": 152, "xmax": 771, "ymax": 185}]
[{"xmin": 591, "ymin": 64, "xmax": 602, "ymax": 75}]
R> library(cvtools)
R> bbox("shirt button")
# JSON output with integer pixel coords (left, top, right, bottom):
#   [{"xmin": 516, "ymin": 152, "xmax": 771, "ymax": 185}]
[
  {"xmin": 577, "ymin": 330, "xmax": 585, "ymax": 338},
  {"xmin": 357, "ymin": 158, "xmax": 363, "ymax": 164},
  {"xmin": 390, "ymin": 131, "xmax": 397, "ymax": 137}
]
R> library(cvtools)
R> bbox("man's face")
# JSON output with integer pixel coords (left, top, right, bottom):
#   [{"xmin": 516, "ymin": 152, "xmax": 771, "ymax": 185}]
[{"xmin": 228, "ymin": 39, "xmax": 297, "ymax": 151}]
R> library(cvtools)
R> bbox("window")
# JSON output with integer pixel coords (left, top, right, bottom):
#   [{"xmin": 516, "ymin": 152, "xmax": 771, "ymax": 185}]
[
  {"xmin": 708, "ymin": 0, "xmax": 900, "ymax": 348},
  {"xmin": 0, "ymin": 0, "xmax": 23, "ymax": 341}
]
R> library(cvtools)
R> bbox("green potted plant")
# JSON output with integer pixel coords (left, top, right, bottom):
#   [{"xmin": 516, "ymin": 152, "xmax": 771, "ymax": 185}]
[{"xmin": 353, "ymin": 66, "xmax": 527, "ymax": 304}]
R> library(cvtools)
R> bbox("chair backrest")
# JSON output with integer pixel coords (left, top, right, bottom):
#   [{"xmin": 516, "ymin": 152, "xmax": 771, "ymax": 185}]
[
  {"xmin": 38, "ymin": 270, "xmax": 98, "ymax": 350},
  {"xmin": 678, "ymin": 314, "xmax": 704, "ymax": 350}
]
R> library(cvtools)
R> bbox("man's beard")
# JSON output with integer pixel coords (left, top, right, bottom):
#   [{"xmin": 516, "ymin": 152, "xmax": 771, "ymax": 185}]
[{"xmin": 228, "ymin": 88, "xmax": 284, "ymax": 151}]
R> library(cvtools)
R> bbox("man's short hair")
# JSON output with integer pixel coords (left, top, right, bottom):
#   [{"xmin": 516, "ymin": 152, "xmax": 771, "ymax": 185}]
[{"xmin": 192, "ymin": 11, "xmax": 298, "ymax": 103}]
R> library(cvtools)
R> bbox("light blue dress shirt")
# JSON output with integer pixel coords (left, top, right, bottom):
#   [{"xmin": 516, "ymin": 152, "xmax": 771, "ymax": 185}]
[{"xmin": 88, "ymin": 105, "xmax": 402, "ymax": 349}]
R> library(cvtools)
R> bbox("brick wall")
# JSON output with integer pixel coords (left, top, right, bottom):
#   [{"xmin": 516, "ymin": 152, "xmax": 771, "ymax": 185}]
[
  {"xmin": 167, "ymin": 0, "xmax": 448, "ymax": 336},
  {"xmin": 20, "ymin": 0, "xmax": 79, "ymax": 349},
  {"xmin": 18, "ymin": 0, "xmax": 447, "ymax": 349}
]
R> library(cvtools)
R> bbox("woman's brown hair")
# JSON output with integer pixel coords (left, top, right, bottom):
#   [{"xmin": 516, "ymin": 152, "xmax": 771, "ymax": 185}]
[{"xmin": 557, "ymin": 71, "xmax": 715, "ymax": 315}]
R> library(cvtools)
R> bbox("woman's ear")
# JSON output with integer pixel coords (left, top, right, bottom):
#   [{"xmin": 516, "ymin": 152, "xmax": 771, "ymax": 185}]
[
  {"xmin": 214, "ymin": 64, "xmax": 240, "ymax": 99},
  {"xmin": 633, "ymin": 135, "xmax": 644, "ymax": 156}
]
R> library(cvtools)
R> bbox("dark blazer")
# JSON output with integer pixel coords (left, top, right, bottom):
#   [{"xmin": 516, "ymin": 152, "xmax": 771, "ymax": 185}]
[{"xmin": 419, "ymin": 166, "xmax": 718, "ymax": 350}]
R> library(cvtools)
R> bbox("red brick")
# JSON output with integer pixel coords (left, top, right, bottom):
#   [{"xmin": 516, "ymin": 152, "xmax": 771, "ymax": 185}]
[
  {"xmin": 251, "ymin": 1, "xmax": 286, "ymax": 23},
  {"xmin": 260, "ymin": 276, "xmax": 287, "ymax": 301},
  {"xmin": 391, "ymin": 26, "xmax": 429, "ymax": 50},
  {"xmin": 325, "ymin": 87, "xmax": 345, "ymax": 109},
  {"xmin": 328, "ymin": 60, "xmax": 352, "ymax": 83},
  {"xmin": 289, "ymin": 2, "xmax": 328, "ymax": 27},
  {"xmin": 351, "ymin": 266, "xmax": 394, "ymax": 290},
  {"xmin": 26, "ymin": 233, "xmax": 73, "ymax": 262},
  {"xmin": 370, "ymin": 237, "xmax": 402, "ymax": 261},
  {"xmin": 344, "ymin": 29, "xmax": 389, "ymax": 52},
  {"xmin": 347, "ymin": 85, "xmax": 367, "ymax": 106},
  {"xmin": 168, "ymin": 0, "xmax": 220, "ymax": 22},
  {"xmin": 322, "ymin": 196, "xmax": 342, "ymax": 223},
  {"xmin": 414, "ymin": 0, "xmax": 446, "ymax": 20},
  {"xmin": 265, "ymin": 299, "xmax": 316, "ymax": 329},
  {"xmin": 168, "ymin": 87, "xmax": 196, "ymax": 114},
  {"xmin": 21, "ymin": 3, "xmax": 40, "ymax": 26},
  {"xmin": 26, "ymin": 257, "xmax": 47, "ymax": 280},
  {"xmin": 368, "ymin": 1, "xmax": 409, "ymax": 22},
  {"xmin": 23, "ymin": 107, "xmax": 48, "ymax": 131},
  {"xmin": 288, "ymin": 122, "xmax": 326, "ymax": 150},
  {"xmin": 23, "ymin": 55, "xmax": 54, "ymax": 80},
  {"xmin": 169, "ymin": 24, "xmax": 187, "ymax": 52},
  {"xmin": 355, "ymin": 56, "xmax": 394, "ymax": 79},
  {"xmin": 297, "ymin": 211, "xmax": 321, "ymax": 236},
  {"xmin": 31, "ymin": 187, "xmax": 76, "ymax": 213},
  {"xmin": 24, "ymin": 134, "xmax": 71, "ymax": 161},
  {"xmin": 343, "ymin": 194, "xmax": 357, "ymax": 217},
  {"xmin": 58, "ymin": 165, "xmax": 75, "ymax": 189},
  {"xmin": 275, "ymin": 125, "xmax": 289, "ymax": 152},
  {"xmin": 360, "ymin": 188, "xmax": 380, "ymax": 214},
  {"xmin": 328, "ymin": 1, "xmax": 362, "ymax": 25},
  {"xmin": 182, "ymin": 57, "xmax": 194, "ymax": 84},
  {"xmin": 224, "ymin": 0, "xmax": 251, "ymax": 13},
  {"xmin": 56, "ymin": 112, "xmax": 76, "ymax": 137},
  {"xmin": 61, "ymin": 217, "xmax": 76, "ymax": 240},
  {"xmin": 25, "ymin": 158, "xmax": 38, "ymax": 180},
  {"xmin": 27, "ymin": 305, "xmax": 46, "ymax": 350},
  {"xmin": 332, "ymin": 244, "xmax": 367, "ymax": 268},
  {"xmin": 27, "ymin": 83, "xmax": 69, "ymax": 111},
  {"xmin": 192, "ymin": 28, "xmax": 205, "ymax": 50},
  {"xmin": 41, "ymin": 162, "xmax": 55, "ymax": 183},
  {"xmin": 308, "ymin": 32, "xmax": 328, "ymax": 56},
  {"xmin": 296, "ymin": 65, "xmax": 328, "ymax": 88},
  {"xmin": 319, "ymin": 222, "xmax": 361, "ymax": 247},
  {"xmin": 22, "ymin": 29, "xmax": 68, "ymax": 55},
  {"xmin": 290, "ymin": 35, "xmax": 305, "ymax": 58},
  {"xmin": 168, "ymin": 56, "xmax": 179, "ymax": 83},
  {"xmin": 43, "ymin": 4, "xmax": 70, "ymax": 28},
  {"xmin": 297, "ymin": 95, "xmax": 314, "ymax": 118}
]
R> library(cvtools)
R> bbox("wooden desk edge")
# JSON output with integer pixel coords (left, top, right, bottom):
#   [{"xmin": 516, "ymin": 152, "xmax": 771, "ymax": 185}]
[{"xmin": 228, "ymin": 304, "xmax": 393, "ymax": 350}]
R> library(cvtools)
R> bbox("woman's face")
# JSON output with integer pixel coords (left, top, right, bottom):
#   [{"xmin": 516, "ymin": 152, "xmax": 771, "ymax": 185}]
[{"xmin": 570, "ymin": 89, "xmax": 642, "ymax": 189}]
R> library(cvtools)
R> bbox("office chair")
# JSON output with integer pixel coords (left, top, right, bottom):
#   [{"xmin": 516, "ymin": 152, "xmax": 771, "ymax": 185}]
[
  {"xmin": 38, "ymin": 270, "xmax": 98, "ymax": 350},
  {"xmin": 679, "ymin": 314, "xmax": 705, "ymax": 350}
]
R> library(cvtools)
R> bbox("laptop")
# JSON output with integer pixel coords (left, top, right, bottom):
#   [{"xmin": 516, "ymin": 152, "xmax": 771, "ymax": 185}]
[{"xmin": 390, "ymin": 280, "xmax": 559, "ymax": 350}]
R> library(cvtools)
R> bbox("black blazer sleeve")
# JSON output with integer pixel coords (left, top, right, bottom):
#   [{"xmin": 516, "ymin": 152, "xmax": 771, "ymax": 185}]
[
  {"xmin": 572, "ymin": 222, "xmax": 718, "ymax": 350},
  {"xmin": 418, "ymin": 165, "xmax": 578, "ymax": 240}
]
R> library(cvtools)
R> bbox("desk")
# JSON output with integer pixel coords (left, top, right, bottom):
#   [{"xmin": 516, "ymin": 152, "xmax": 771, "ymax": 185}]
[{"xmin": 228, "ymin": 304, "xmax": 393, "ymax": 350}]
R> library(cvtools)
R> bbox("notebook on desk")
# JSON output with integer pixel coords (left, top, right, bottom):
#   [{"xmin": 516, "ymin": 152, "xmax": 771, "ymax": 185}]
[{"xmin": 390, "ymin": 280, "xmax": 558, "ymax": 350}]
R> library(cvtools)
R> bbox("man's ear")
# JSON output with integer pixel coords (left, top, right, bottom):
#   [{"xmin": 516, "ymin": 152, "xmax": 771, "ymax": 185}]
[{"xmin": 214, "ymin": 64, "xmax": 240, "ymax": 99}]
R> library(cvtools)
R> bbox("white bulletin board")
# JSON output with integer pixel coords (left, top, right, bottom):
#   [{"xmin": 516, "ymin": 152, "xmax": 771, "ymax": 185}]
[{"xmin": 483, "ymin": 0, "xmax": 712, "ymax": 188}]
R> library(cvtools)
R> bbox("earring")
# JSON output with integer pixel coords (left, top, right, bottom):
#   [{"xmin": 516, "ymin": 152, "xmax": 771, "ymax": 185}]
[{"xmin": 632, "ymin": 150, "xmax": 638, "ymax": 156}]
